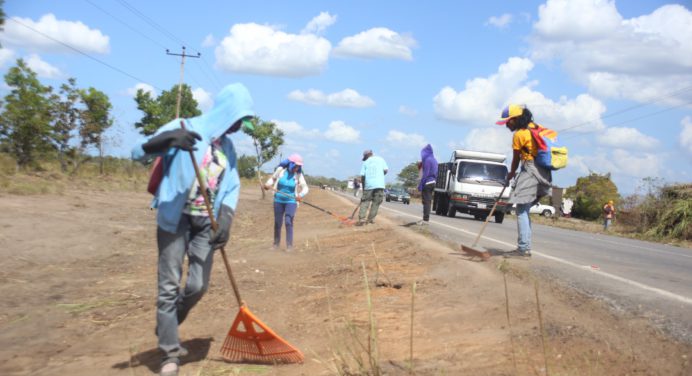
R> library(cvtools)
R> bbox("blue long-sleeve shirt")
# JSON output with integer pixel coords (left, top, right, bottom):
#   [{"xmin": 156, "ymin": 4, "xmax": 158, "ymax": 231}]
[{"xmin": 132, "ymin": 83, "xmax": 254, "ymax": 233}]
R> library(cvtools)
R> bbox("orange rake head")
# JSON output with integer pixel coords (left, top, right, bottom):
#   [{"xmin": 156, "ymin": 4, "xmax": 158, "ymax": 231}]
[{"xmin": 220, "ymin": 306, "xmax": 304, "ymax": 364}]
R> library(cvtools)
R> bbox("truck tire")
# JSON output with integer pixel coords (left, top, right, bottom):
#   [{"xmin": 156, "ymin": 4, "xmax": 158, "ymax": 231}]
[
  {"xmin": 494, "ymin": 212, "xmax": 505, "ymax": 224},
  {"xmin": 446, "ymin": 202, "xmax": 456, "ymax": 217},
  {"xmin": 434, "ymin": 194, "xmax": 445, "ymax": 215}
]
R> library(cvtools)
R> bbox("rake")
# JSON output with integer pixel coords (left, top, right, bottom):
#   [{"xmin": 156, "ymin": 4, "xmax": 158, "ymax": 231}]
[
  {"xmin": 273, "ymin": 190, "xmax": 356, "ymax": 225},
  {"xmin": 180, "ymin": 120, "xmax": 304, "ymax": 364}
]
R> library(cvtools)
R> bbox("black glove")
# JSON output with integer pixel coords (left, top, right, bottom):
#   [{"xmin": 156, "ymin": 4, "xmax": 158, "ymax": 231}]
[
  {"xmin": 142, "ymin": 128, "xmax": 202, "ymax": 154},
  {"xmin": 209, "ymin": 205, "xmax": 234, "ymax": 250}
]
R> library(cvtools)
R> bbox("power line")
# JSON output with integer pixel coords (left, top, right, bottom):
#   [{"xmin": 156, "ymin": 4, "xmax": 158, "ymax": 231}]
[
  {"xmin": 115, "ymin": 0, "xmax": 186, "ymax": 48},
  {"xmin": 563, "ymin": 97, "xmax": 692, "ymax": 141},
  {"xmin": 112, "ymin": 0, "xmax": 225, "ymax": 91},
  {"xmin": 7, "ymin": 17, "xmax": 163, "ymax": 92},
  {"xmin": 84, "ymin": 0, "xmax": 168, "ymax": 50},
  {"xmin": 558, "ymin": 83, "xmax": 692, "ymax": 134}
]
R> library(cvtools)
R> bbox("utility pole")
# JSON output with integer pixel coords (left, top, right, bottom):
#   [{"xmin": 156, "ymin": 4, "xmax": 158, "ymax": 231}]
[{"xmin": 166, "ymin": 46, "xmax": 201, "ymax": 119}]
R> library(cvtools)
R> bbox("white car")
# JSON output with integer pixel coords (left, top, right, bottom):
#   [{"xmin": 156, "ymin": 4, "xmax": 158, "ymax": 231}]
[{"xmin": 511, "ymin": 203, "xmax": 556, "ymax": 217}]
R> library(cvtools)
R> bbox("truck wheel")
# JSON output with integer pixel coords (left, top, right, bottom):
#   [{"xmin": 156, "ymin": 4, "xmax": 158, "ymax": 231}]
[
  {"xmin": 446, "ymin": 203, "xmax": 456, "ymax": 217},
  {"xmin": 495, "ymin": 212, "xmax": 505, "ymax": 224},
  {"xmin": 541, "ymin": 209, "xmax": 552, "ymax": 217},
  {"xmin": 435, "ymin": 194, "xmax": 445, "ymax": 215}
]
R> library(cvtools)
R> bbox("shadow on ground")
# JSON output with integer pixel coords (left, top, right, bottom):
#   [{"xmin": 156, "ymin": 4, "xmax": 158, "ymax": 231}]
[{"xmin": 112, "ymin": 337, "xmax": 214, "ymax": 373}]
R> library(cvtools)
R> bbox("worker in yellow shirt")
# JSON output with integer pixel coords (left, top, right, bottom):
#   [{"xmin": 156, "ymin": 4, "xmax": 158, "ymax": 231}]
[{"xmin": 497, "ymin": 104, "xmax": 552, "ymax": 257}]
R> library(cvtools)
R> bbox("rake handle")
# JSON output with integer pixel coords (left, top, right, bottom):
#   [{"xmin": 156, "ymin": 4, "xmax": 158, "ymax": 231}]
[
  {"xmin": 180, "ymin": 120, "xmax": 244, "ymax": 307},
  {"xmin": 471, "ymin": 182, "xmax": 509, "ymax": 247}
]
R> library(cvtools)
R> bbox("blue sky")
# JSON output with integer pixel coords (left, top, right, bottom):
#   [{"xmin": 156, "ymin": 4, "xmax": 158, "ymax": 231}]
[{"xmin": 2, "ymin": 0, "xmax": 691, "ymax": 194}]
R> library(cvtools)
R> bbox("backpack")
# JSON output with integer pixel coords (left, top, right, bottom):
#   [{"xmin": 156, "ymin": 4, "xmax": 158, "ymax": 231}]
[
  {"xmin": 147, "ymin": 156, "xmax": 164, "ymax": 195},
  {"xmin": 529, "ymin": 124, "xmax": 568, "ymax": 170}
]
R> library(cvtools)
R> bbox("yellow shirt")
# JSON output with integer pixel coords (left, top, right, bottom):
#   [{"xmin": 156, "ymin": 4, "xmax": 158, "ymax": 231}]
[{"xmin": 512, "ymin": 123, "xmax": 538, "ymax": 161}]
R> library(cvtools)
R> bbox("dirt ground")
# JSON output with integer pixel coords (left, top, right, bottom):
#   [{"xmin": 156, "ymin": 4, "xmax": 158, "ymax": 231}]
[{"xmin": 0, "ymin": 185, "xmax": 690, "ymax": 376}]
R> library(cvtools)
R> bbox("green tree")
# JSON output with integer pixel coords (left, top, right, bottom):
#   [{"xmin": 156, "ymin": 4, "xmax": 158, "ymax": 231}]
[
  {"xmin": 134, "ymin": 84, "xmax": 200, "ymax": 136},
  {"xmin": 566, "ymin": 172, "xmax": 620, "ymax": 220},
  {"xmin": 397, "ymin": 162, "xmax": 420, "ymax": 189},
  {"xmin": 0, "ymin": 59, "xmax": 53, "ymax": 168},
  {"xmin": 237, "ymin": 154, "xmax": 258, "ymax": 179},
  {"xmin": 49, "ymin": 78, "xmax": 81, "ymax": 172},
  {"xmin": 80, "ymin": 87, "xmax": 113, "ymax": 174},
  {"xmin": 243, "ymin": 117, "xmax": 284, "ymax": 198}
]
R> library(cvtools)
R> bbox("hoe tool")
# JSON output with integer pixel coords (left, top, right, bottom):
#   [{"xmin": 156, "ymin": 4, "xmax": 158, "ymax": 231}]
[
  {"xmin": 460, "ymin": 181, "xmax": 510, "ymax": 261},
  {"xmin": 181, "ymin": 120, "xmax": 304, "ymax": 364}
]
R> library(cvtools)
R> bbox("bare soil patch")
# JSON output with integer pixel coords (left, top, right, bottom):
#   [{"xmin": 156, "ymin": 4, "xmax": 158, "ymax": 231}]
[{"xmin": 0, "ymin": 186, "xmax": 690, "ymax": 375}]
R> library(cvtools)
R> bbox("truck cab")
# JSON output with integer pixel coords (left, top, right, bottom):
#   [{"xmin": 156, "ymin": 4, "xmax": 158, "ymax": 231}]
[{"xmin": 433, "ymin": 150, "xmax": 511, "ymax": 223}]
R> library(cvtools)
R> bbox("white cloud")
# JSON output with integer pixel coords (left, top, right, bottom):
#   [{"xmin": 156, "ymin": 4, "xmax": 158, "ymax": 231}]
[
  {"xmin": 399, "ymin": 105, "xmax": 417, "ymax": 117},
  {"xmin": 301, "ymin": 12, "xmax": 337, "ymax": 35},
  {"xmin": 385, "ymin": 130, "xmax": 427, "ymax": 148},
  {"xmin": 25, "ymin": 54, "xmax": 62, "ymax": 78},
  {"xmin": 597, "ymin": 127, "xmax": 659, "ymax": 150},
  {"xmin": 433, "ymin": 57, "xmax": 606, "ymax": 132},
  {"xmin": 579, "ymin": 149, "xmax": 662, "ymax": 179},
  {"xmin": 273, "ymin": 120, "xmax": 321, "ymax": 139},
  {"xmin": 324, "ymin": 121, "xmax": 360, "ymax": 143},
  {"xmin": 530, "ymin": 1, "xmax": 692, "ymax": 105},
  {"xmin": 0, "ymin": 48, "xmax": 15, "ymax": 67},
  {"xmin": 487, "ymin": 14, "xmax": 513, "ymax": 29},
  {"xmin": 333, "ymin": 27, "xmax": 416, "ymax": 60},
  {"xmin": 681, "ymin": 116, "xmax": 692, "ymax": 155},
  {"xmin": 126, "ymin": 83, "xmax": 156, "ymax": 97},
  {"xmin": 192, "ymin": 88, "xmax": 213, "ymax": 112},
  {"xmin": 202, "ymin": 34, "xmax": 216, "ymax": 48},
  {"xmin": 4, "ymin": 14, "xmax": 109, "ymax": 54},
  {"xmin": 462, "ymin": 127, "xmax": 513, "ymax": 155},
  {"xmin": 215, "ymin": 23, "xmax": 331, "ymax": 77},
  {"xmin": 287, "ymin": 88, "xmax": 374, "ymax": 107}
]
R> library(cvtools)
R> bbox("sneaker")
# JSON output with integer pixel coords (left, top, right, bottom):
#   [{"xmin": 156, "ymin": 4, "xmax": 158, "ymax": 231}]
[
  {"xmin": 160, "ymin": 362, "xmax": 179, "ymax": 376},
  {"xmin": 285, "ymin": 246, "xmax": 293, "ymax": 252},
  {"xmin": 355, "ymin": 221, "xmax": 366, "ymax": 226},
  {"xmin": 416, "ymin": 220, "xmax": 429, "ymax": 226},
  {"xmin": 366, "ymin": 219, "xmax": 375, "ymax": 224}
]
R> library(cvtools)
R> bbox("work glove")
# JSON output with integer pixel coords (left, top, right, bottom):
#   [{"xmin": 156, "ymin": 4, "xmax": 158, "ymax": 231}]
[
  {"xmin": 142, "ymin": 128, "xmax": 202, "ymax": 154},
  {"xmin": 209, "ymin": 205, "xmax": 234, "ymax": 250}
]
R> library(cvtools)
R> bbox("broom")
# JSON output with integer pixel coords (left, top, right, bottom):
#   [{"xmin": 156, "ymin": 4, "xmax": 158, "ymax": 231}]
[
  {"xmin": 460, "ymin": 181, "xmax": 510, "ymax": 261},
  {"xmin": 180, "ymin": 120, "xmax": 304, "ymax": 364}
]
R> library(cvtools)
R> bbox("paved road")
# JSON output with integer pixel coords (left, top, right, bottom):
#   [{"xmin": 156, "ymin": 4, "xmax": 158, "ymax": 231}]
[{"xmin": 340, "ymin": 193, "xmax": 692, "ymax": 343}]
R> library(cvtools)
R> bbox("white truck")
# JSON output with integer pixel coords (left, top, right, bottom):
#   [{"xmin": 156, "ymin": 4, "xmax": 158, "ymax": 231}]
[{"xmin": 432, "ymin": 150, "xmax": 511, "ymax": 223}]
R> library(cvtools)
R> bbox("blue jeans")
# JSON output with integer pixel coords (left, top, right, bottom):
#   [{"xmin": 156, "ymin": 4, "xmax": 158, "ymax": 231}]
[
  {"xmin": 156, "ymin": 214, "xmax": 214, "ymax": 366},
  {"xmin": 604, "ymin": 218, "xmax": 612, "ymax": 230},
  {"xmin": 515, "ymin": 203, "xmax": 532, "ymax": 252},
  {"xmin": 274, "ymin": 202, "xmax": 297, "ymax": 247}
]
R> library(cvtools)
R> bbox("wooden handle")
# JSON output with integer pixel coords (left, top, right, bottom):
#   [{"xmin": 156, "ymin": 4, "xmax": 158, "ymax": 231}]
[
  {"xmin": 180, "ymin": 120, "xmax": 244, "ymax": 307},
  {"xmin": 471, "ymin": 182, "xmax": 509, "ymax": 247}
]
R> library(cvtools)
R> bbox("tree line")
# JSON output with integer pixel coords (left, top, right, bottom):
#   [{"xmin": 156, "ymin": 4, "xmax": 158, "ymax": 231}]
[{"xmin": 0, "ymin": 59, "xmax": 285, "ymax": 177}]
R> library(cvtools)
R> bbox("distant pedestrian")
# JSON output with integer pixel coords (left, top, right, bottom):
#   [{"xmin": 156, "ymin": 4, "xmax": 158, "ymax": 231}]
[
  {"xmin": 603, "ymin": 200, "xmax": 616, "ymax": 231},
  {"xmin": 353, "ymin": 178, "xmax": 361, "ymax": 197},
  {"xmin": 417, "ymin": 144, "xmax": 438, "ymax": 225},
  {"xmin": 497, "ymin": 104, "xmax": 552, "ymax": 257},
  {"xmin": 264, "ymin": 154, "xmax": 309, "ymax": 251},
  {"xmin": 357, "ymin": 149, "xmax": 388, "ymax": 225}
]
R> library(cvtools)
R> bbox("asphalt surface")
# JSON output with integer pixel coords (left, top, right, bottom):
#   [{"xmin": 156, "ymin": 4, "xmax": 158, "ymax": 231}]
[{"xmin": 340, "ymin": 192, "xmax": 692, "ymax": 343}]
